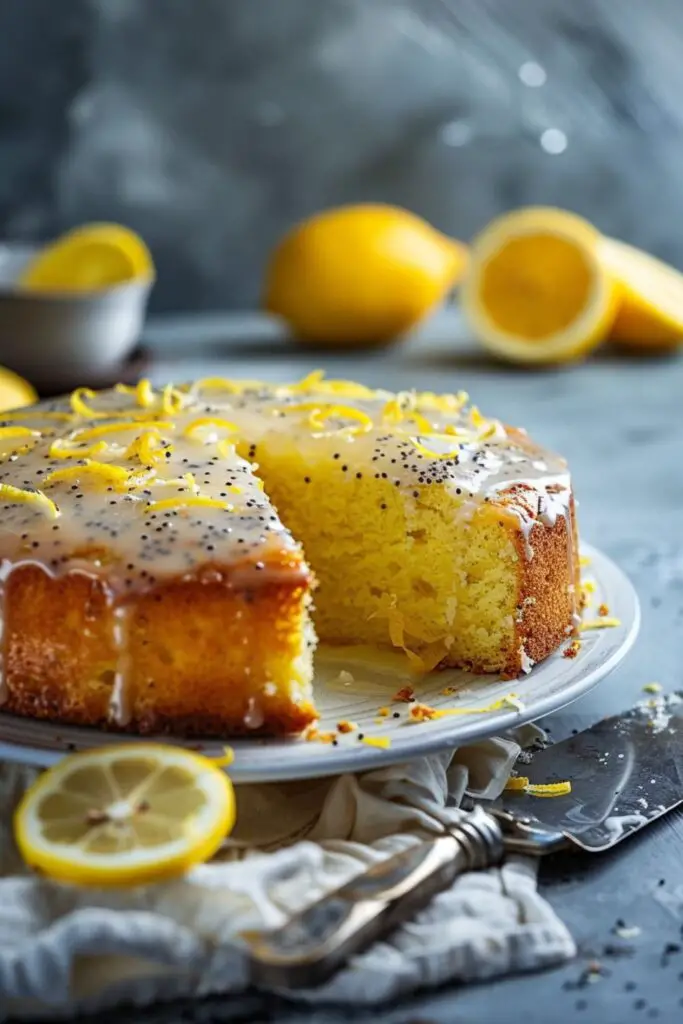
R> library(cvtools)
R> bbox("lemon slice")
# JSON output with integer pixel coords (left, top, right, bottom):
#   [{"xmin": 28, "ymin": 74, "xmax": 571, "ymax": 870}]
[
  {"xmin": 20, "ymin": 223, "xmax": 154, "ymax": 293},
  {"xmin": 601, "ymin": 237, "xmax": 683, "ymax": 350},
  {"xmin": 0, "ymin": 367, "xmax": 37, "ymax": 411},
  {"xmin": 461, "ymin": 207, "xmax": 617, "ymax": 364},
  {"xmin": 14, "ymin": 744, "xmax": 235, "ymax": 886}
]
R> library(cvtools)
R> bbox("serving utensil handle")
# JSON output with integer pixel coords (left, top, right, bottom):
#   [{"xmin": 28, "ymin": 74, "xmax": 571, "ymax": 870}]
[{"xmin": 243, "ymin": 805, "xmax": 504, "ymax": 989}]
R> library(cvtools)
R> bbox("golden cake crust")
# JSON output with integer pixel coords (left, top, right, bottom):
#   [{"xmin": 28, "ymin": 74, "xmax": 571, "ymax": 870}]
[{"xmin": 3, "ymin": 556, "xmax": 317, "ymax": 736}]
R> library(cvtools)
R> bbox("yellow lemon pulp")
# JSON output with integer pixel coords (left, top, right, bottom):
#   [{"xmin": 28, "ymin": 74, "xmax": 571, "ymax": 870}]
[
  {"xmin": 14, "ymin": 744, "xmax": 235, "ymax": 886},
  {"xmin": 461, "ymin": 207, "xmax": 617, "ymax": 365},
  {"xmin": 601, "ymin": 237, "xmax": 683, "ymax": 350},
  {"xmin": 0, "ymin": 367, "xmax": 37, "ymax": 412},
  {"xmin": 20, "ymin": 223, "xmax": 154, "ymax": 293},
  {"xmin": 264, "ymin": 203, "xmax": 468, "ymax": 347}
]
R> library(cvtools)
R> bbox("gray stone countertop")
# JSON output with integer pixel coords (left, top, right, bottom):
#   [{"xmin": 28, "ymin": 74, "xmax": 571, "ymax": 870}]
[{"xmin": 99, "ymin": 309, "xmax": 683, "ymax": 1024}]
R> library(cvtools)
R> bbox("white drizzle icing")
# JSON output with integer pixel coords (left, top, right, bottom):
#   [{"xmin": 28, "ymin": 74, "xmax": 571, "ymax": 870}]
[
  {"xmin": 244, "ymin": 696, "xmax": 265, "ymax": 730},
  {"xmin": 110, "ymin": 605, "xmax": 133, "ymax": 726}
]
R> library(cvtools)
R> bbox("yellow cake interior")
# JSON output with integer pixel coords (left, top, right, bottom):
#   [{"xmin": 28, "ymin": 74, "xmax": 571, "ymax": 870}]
[{"xmin": 250, "ymin": 445, "xmax": 523, "ymax": 672}]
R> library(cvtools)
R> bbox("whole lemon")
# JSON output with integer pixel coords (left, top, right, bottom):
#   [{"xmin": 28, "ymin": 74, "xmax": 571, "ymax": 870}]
[{"xmin": 263, "ymin": 204, "xmax": 467, "ymax": 347}]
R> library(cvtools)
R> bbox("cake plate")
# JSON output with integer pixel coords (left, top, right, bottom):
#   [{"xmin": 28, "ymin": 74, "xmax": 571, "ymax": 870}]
[{"xmin": 0, "ymin": 544, "xmax": 640, "ymax": 782}]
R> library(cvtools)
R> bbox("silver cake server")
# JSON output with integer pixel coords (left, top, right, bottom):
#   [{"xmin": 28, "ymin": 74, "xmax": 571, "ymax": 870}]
[{"xmin": 242, "ymin": 695, "xmax": 683, "ymax": 989}]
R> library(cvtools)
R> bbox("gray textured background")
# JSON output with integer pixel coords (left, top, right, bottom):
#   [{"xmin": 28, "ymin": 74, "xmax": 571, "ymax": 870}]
[{"xmin": 1, "ymin": 0, "xmax": 682, "ymax": 312}]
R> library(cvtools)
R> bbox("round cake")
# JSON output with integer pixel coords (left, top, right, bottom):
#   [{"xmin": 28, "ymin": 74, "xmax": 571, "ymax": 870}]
[{"xmin": 0, "ymin": 373, "xmax": 579, "ymax": 735}]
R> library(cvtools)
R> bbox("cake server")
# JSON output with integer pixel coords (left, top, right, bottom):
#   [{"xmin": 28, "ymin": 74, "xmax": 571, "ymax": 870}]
[{"xmin": 242, "ymin": 696, "xmax": 683, "ymax": 989}]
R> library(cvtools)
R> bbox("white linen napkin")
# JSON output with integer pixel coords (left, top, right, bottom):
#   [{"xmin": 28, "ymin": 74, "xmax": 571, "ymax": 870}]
[{"xmin": 0, "ymin": 729, "xmax": 575, "ymax": 1021}]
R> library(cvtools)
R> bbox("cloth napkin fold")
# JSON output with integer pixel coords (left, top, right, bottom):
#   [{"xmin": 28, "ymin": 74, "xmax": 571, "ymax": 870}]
[{"xmin": 0, "ymin": 728, "xmax": 575, "ymax": 1021}]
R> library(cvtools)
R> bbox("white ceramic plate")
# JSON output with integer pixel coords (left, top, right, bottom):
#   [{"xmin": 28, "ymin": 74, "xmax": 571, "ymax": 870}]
[{"xmin": 0, "ymin": 543, "xmax": 639, "ymax": 782}]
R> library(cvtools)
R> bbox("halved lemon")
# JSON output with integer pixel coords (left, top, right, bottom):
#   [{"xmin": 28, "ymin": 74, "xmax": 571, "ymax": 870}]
[
  {"xmin": 14, "ymin": 744, "xmax": 235, "ymax": 886},
  {"xmin": 601, "ymin": 237, "xmax": 683, "ymax": 350},
  {"xmin": 0, "ymin": 367, "xmax": 37, "ymax": 411},
  {"xmin": 20, "ymin": 223, "xmax": 154, "ymax": 293},
  {"xmin": 461, "ymin": 207, "xmax": 618, "ymax": 365}
]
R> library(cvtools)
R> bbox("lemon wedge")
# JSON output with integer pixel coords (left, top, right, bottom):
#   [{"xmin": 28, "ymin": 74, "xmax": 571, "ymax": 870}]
[
  {"xmin": 0, "ymin": 367, "xmax": 37, "ymax": 411},
  {"xmin": 14, "ymin": 744, "xmax": 235, "ymax": 886},
  {"xmin": 20, "ymin": 223, "xmax": 154, "ymax": 293},
  {"xmin": 601, "ymin": 237, "xmax": 683, "ymax": 350},
  {"xmin": 461, "ymin": 207, "xmax": 617, "ymax": 365}
]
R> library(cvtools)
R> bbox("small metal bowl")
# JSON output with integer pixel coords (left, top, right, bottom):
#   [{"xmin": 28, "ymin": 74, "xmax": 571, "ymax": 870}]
[{"xmin": 0, "ymin": 244, "xmax": 154, "ymax": 393}]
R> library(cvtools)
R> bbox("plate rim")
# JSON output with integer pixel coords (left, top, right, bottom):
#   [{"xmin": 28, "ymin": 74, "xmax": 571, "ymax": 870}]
[{"xmin": 0, "ymin": 542, "xmax": 640, "ymax": 781}]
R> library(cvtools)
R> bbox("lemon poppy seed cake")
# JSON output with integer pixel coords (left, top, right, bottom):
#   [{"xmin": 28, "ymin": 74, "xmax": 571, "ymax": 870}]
[{"xmin": 0, "ymin": 374, "xmax": 579, "ymax": 736}]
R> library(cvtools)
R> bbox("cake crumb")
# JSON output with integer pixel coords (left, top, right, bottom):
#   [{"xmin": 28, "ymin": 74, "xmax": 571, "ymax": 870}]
[
  {"xmin": 393, "ymin": 685, "xmax": 416, "ymax": 703},
  {"xmin": 598, "ymin": 602, "xmax": 610, "ymax": 617},
  {"xmin": 376, "ymin": 706, "xmax": 390, "ymax": 717},
  {"xmin": 336, "ymin": 719, "xmax": 358, "ymax": 734},
  {"xmin": 337, "ymin": 670, "xmax": 355, "ymax": 686},
  {"xmin": 642, "ymin": 682, "xmax": 662, "ymax": 694},
  {"xmin": 409, "ymin": 702, "xmax": 437, "ymax": 722},
  {"xmin": 304, "ymin": 727, "xmax": 336, "ymax": 744},
  {"xmin": 563, "ymin": 639, "xmax": 582, "ymax": 659}
]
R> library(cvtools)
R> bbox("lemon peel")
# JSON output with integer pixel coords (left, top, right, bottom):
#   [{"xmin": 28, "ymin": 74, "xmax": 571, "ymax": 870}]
[
  {"xmin": 410, "ymin": 437, "xmax": 462, "ymax": 460},
  {"xmin": 526, "ymin": 781, "xmax": 572, "ymax": 797},
  {"xmin": 125, "ymin": 430, "xmax": 170, "ymax": 466},
  {"xmin": 504, "ymin": 776, "xmax": 529, "ymax": 791},
  {"xmin": 49, "ymin": 439, "xmax": 108, "ymax": 460},
  {"xmin": 580, "ymin": 617, "xmax": 622, "ymax": 631},
  {"xmin": 316, "ymin": 378, "xmax": 377, "ymax": 399},
  {"xmin": 161, "ymin": 383, "xmax": 185, "ymax": 415},
  {"xmin": 44, "ymin": 460, "xmax": 131, "ymax": 490},
  {"xmin": 288, "ymin": 370, "xmax": 326, "ymax": 392},
  {"xmin": 504, "ymin": 777, "xmax": 572, "ymax": 797},
  {"xmin": 310, "ymin": 404, "xmax": 373, "ymax": 435},
  {"xmin": 70, "ymin": 388, "xmax": 107, "ymax": 419},
  {"xmin": 145, "ymin": 496, "xmax": 235, "ymax": 513},
  {"xmin": 184, "ymin": 417, "xmax": 240, "ymax": 441},
  {"xmin": 381, "ymin": 399, "xmax": 434, "ymax": 436},
  {"xmin": 281, "ymin": 402, "xmax": 373, "ymax": 435},
  {"xmin": 190, "ymin": 377, "xmax": 264, "ymax": 398},
  {"xmin": 410, "ymin": 694, "xmax": 525, "ymax": 720},
  {"xmin": 0, "ymin": 483, "xmax": 60, "ymax": 519},
  {"xmin": 72, "ymin": 420, "xmax": 172, "ymax": 442},
  {"xmin": 361, "ymin": 736, "xmax": 391, "ymax": 749},
  {"xmin": 0, "ymin": 426, "xmax": 40, "ymax": 440}
]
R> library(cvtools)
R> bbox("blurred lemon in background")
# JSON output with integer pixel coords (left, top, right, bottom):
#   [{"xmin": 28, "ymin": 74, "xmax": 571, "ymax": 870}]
[
  {"xmin": 20, "ymin": 223, "xmax": 155, "ymax": 293},
  {"xmin": 601, "ymin": 237, "xmax": 683, "ymax": 351},
  {"xmin": 264, "ymin": 203, "xmax": 468, "ymax": 347},
  {"xmin": 0, "ymin": 367, "xmax": 37, "ymax": 411},
  {"xmin": 461, "ymin": 207, "xmax": 618, "ymax": 365}
]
